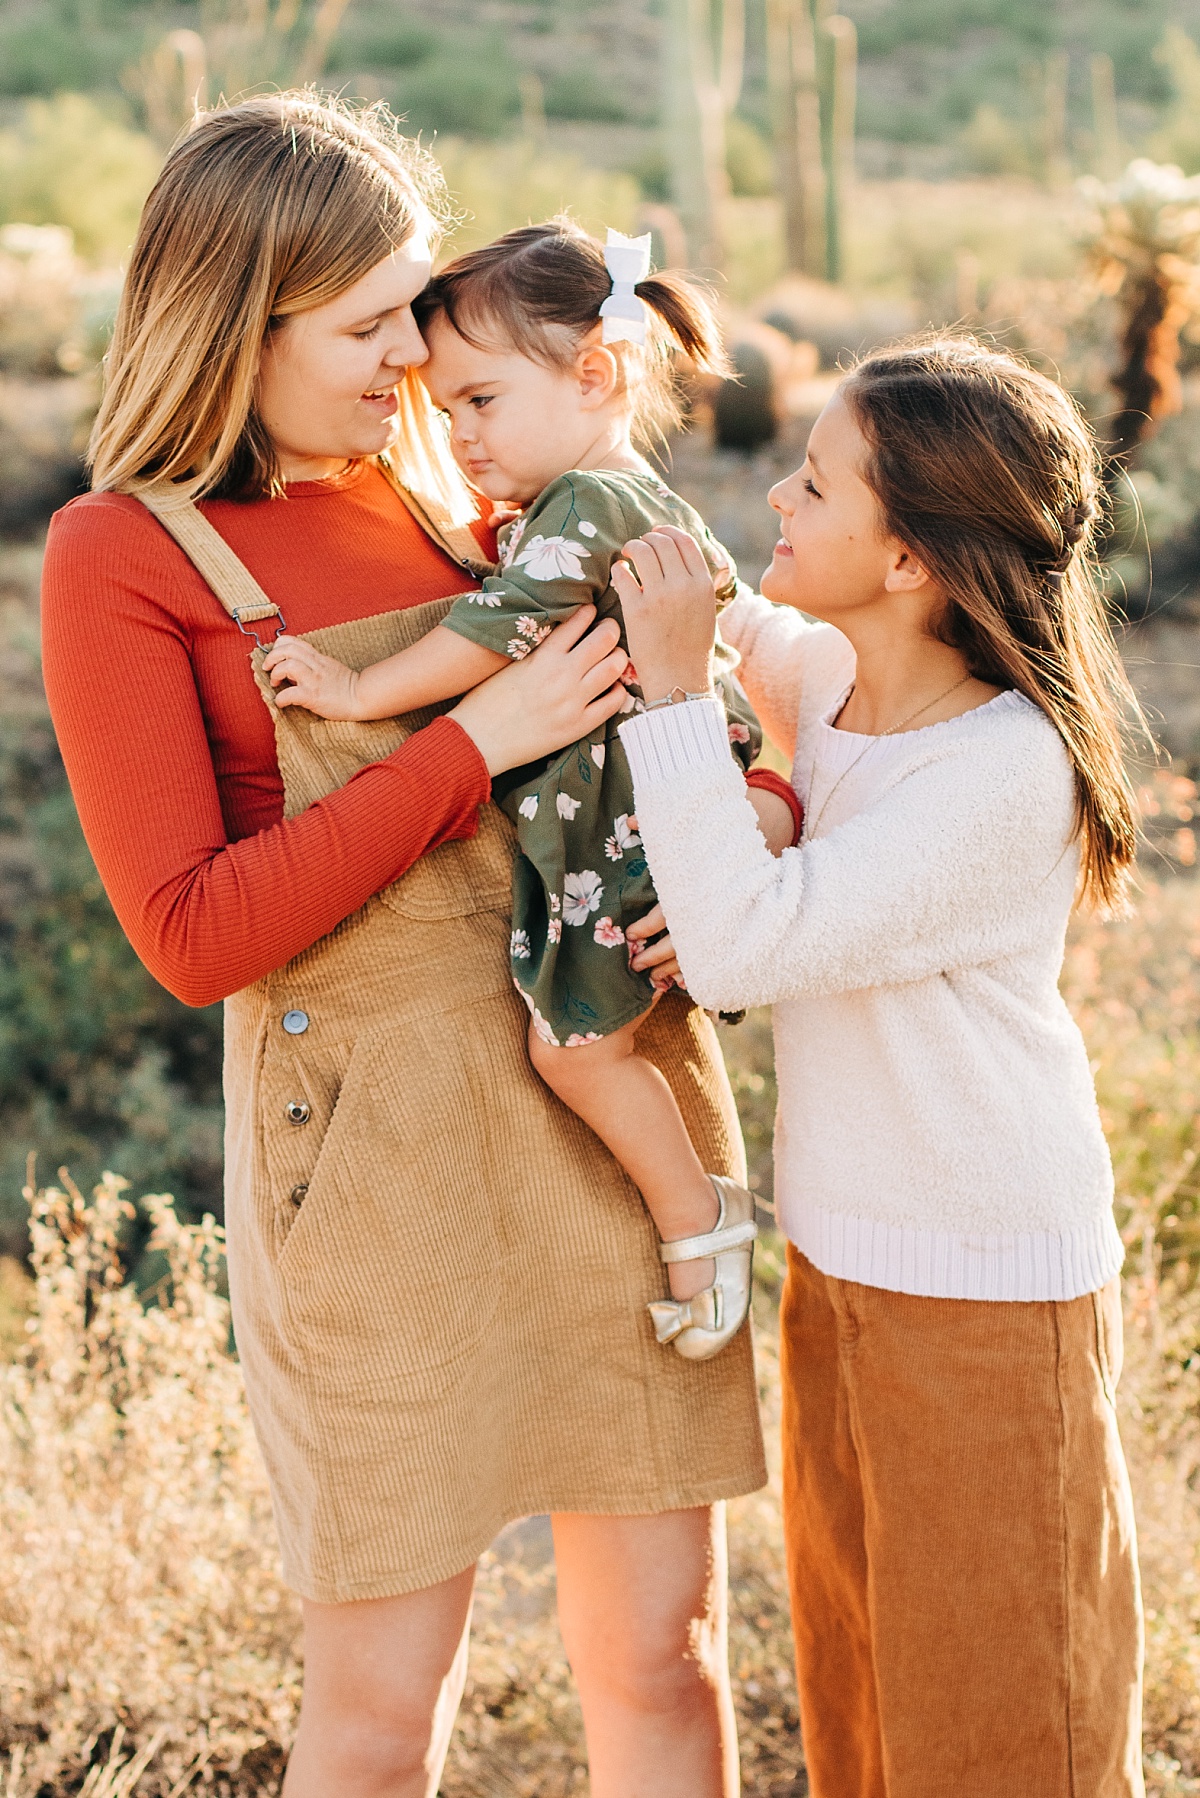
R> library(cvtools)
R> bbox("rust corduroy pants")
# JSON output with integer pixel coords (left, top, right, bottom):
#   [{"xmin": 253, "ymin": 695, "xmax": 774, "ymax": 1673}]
[{"xmin": 780, "ymin": 1245, "xmax": 1144, "ymax": 1798}]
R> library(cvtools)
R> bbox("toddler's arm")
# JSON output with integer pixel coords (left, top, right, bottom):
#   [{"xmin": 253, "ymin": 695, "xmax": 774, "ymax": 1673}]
[{"xmin": 263, "ymin": 624, "xmax": 508, "ymax": 720}]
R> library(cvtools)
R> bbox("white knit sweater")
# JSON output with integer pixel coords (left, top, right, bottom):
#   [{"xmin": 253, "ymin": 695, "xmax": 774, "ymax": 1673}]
[{"xmin": 619, "ymin": 592, "xmax": 1123, "ymax": 1302}]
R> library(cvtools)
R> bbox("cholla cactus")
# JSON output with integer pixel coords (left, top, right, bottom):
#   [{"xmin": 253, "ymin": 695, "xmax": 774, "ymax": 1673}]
[{"xmin": 1079, "ymin": 159, "xmax": 1200, "ymax": 465}]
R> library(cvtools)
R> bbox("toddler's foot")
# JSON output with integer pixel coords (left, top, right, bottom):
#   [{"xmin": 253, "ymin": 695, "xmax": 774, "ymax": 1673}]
[
  {"xmin": 665, "ymin": 1180, "xmax": 719, "ymax": 1301},
  {"xmin": 647, "ymin": 1176, "xmax": 757, "ymax": 1361}
]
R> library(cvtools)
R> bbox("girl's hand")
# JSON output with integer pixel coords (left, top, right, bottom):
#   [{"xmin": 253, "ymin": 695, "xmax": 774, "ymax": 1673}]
[
  {"xmin": 449, "ymin": 606, "xmax": 628, "ymax": 776},
  {"xmin": 263, "ymin": 635, "xmax": 364, "ymax": 719},
  {"xmin": 626, "ymin": 903, "xmax": 684, "ymax": 989},
  {"xmin": 610, "ymin": 525, "xmax": 718, "ymax": 705}
]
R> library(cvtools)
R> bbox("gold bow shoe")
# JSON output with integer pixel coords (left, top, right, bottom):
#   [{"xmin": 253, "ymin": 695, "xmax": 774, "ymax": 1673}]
[{"xmin": 647, "ymin": 1176, "xmax": 758, "ymax": 1361}]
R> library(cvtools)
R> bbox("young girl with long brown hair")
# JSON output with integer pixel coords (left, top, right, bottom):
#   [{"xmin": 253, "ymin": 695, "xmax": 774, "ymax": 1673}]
[{"xmin": 613, "ymin": 337, "xmax": 1145, "ymax": 1795}]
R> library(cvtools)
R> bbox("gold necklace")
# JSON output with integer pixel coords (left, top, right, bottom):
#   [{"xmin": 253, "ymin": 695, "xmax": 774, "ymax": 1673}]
[{"xmin": 802, "ymin": 673, "xmax": 974, "ymax": 843}]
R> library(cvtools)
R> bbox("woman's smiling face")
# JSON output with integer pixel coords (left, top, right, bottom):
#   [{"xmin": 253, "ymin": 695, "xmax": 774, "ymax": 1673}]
[
  {"xmin": 762, "ymin": 390, "xmax": 915, "ymax": 626},
  {"xmin": 255, "ymin": 235, "xmax": 434, "ymax": 481}
]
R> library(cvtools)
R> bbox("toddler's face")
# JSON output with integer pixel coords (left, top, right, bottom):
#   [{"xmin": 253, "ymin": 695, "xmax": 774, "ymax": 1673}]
[{"xmin": 420, "ymin": 315, "xmax": 611, "ymax": 503}]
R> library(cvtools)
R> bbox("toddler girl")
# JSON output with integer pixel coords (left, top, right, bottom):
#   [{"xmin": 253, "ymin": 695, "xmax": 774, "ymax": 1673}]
[{"xmin": 263, "ymin": 220, "xmax": 796, "ymax": 1358}]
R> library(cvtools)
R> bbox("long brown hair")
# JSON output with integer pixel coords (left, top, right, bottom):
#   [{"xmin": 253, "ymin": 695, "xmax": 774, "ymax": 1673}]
[
  {"xmin": 843, "ymin": 336, "xmax": 1140, "ymax": 910},
  {"xmin": 413, "ymin": 217, "xmax": 731, "ymax": 447},
  {"xmin": 89, "ymin": 90, "xmax": 474, "ymax": 521}
]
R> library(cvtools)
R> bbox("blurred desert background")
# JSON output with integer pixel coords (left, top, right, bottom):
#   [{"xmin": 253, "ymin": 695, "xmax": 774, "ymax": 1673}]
[{"xmin": 6, "ymin": 0, "xmax": 1200, "ymax": 1790}]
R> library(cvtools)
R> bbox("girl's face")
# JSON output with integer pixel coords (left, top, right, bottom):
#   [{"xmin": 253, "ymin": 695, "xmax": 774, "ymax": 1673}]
[
  {"xmin": 419, "ymin": 315, "xmax": 621, "ymax": 503},
  {"xmin": 255, "ymin": 236, "xmax": 433, "ymax": 481},
  {"xmin": 763, "ymin": 391, "xmax": 932, "ymax": 627}
]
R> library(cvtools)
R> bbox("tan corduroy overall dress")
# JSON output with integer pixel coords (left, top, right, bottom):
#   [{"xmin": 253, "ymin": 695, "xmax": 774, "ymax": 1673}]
[{"xmin": 142, "ymin": 482, "xmax": 766, "ymax": 1605}]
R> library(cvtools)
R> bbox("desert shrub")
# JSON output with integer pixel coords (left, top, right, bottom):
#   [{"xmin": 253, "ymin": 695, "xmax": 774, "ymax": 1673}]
[
  {"xmin": 322, "ymin": 12, "xmax": 438, "ymax": 73},
  {"xmin": 436, "ymin": 138, "xmax": 639, "ymax": 254},
  {"xmin": 725, "ymin": 116, "xmax": 775, "ymax": 199},
  {"xmin": 959, "ymin": 102, "xmax": 1034, "ymax": 178},
  {"xmin": 0, "ymin": 1170, "xmax": 301, "ymax": 1794},
  {"xmin": 0, "ymin": 95, "xmax": 159, "ymax": 266},
  {"xmin": 1107, "ymin": 402, "xmax": 1200, "ymax": 611},
  {"xmin": 542, "ymin": 65, "xmax": 636, "ymax": 124},
  {"xmin": 847, "ymin": 176, "xmax": 1082, "ymax": 310},
  {"xmin": 0, "ymin": 225, "xmax": 88, "ymax": 379},
  {"xmin": 0, "ymin": 14, "xmax": 93, "ymax": 97},
  {"xmin": 0, "ymin": 547, "xmax": 224, "ymax": 1249},
  {"xmin": 393, "ymin": 53, "xmax": 522, "ymax": 140},
  {"xmin": 1151, "ymin": 27, "xmax": 1200, "ymax": 176}
]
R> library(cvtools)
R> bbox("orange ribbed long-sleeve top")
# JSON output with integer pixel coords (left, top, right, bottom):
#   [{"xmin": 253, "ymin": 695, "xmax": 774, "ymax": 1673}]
[{"xmin": 41, "ymin": 461, "xmax": 496, "ymax": 1008}]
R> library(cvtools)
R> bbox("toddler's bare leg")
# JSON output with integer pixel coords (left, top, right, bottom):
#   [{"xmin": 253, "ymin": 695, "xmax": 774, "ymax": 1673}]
[{"xmin": 529, "ymin": 1018, "xmax": 719, "ymax": 1302}]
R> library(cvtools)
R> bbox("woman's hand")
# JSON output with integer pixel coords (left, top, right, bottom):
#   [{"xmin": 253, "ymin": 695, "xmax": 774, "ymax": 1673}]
[
  {"xmin": 626, "ymin": 903, "xmax": 684, "ymax": 990},
  {"xmin": 610, "ymin": 525, "xmax": 718, "ymax": 706},
  {"xmin": 448, "ymin": 606, "xmax": 628, "ymax": 776}
]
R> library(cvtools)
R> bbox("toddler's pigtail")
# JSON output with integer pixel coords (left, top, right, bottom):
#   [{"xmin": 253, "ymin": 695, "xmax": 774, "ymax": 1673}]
[{"xmin": 634, "ymin": 273, "xmax": 733, "ymax": 379}]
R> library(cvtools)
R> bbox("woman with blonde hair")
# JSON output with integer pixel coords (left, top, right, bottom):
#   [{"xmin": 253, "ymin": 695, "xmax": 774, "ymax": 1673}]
[{"xmin": 41, "ymin": 92, "xmax": 769, "ymax": 1795}]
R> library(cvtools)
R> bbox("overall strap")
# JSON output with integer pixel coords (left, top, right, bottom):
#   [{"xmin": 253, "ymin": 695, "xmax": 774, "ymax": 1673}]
[
  {"xmin": 139, "ymin": 486, "xmax": 287, "ymax": 646},
  {"xmin": 373, "ymin": 460, "xmax": 497, "ymax": 581}
]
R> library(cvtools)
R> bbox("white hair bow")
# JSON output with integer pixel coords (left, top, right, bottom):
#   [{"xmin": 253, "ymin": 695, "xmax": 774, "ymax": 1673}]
[{"xmin": 599, "ymin": 228, "xmax": 652, "ymax": 346}]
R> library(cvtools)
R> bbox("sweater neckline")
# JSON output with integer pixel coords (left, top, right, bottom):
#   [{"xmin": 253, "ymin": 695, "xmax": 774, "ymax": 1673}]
[
  {"xmin": 819, "ymin": 684, "xmax": 1026, "ymax": 745},
  {"xmin": 279, "ymin": 460, "xmax": 371, "ymax": 498}
]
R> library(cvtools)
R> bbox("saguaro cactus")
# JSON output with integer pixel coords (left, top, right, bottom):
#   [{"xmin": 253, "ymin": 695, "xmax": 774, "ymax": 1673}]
[
  {"xmin": 824, "ymin": 14, "xmax": 857, "ymax": 283},
  {"xmin": 133, "ymin": 0, "xmax": 353, "ymax": 143},
  {"xmin": 767, "ymin": 0, "xmax": 826, "ymax": 277},
  {"xmin": 1090, "ymin": 52, "xmax": 1121, "ymax": 180},
  {"xmin": 663, "ymin": 0, "xmax": 746, "ymax": 270}
]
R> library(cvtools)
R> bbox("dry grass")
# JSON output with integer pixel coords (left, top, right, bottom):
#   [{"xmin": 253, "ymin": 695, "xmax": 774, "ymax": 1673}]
[
  {"xmin": 4, "ymin": 805, "xmax": 1200, "ymax": 1792},
  {"xmin": 0, "ymin": 1170, "xmax": 300, "ymax": 1796}
]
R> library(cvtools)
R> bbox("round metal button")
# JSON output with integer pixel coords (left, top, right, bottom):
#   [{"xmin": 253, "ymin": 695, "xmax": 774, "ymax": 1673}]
[
  {"xmin": 285, "ymin": 1100, "xmax": 311, "ymax": 1125},
  {"xmin": 282, "ymin": 1009, "xmax": 310, "ymax": 1035},
  {"xmin": 290, "ymin": 1183, "xmax": 309, "ymax": 1206}
]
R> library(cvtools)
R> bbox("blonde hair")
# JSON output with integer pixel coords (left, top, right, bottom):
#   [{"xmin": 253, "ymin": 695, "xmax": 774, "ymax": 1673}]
[
  {"xmin": 89, "ymin": 90, "xmax": 476, "ymax": 524},
  {"xmin": 843, "ymin": 336, "xmax": 1140, "ymax": 911}
]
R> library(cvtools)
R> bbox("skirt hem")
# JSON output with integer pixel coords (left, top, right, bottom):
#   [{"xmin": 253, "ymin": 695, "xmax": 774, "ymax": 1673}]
[{"xmin": 280, "ymin": 1461, "xmax": 769, "ymax": 1604}]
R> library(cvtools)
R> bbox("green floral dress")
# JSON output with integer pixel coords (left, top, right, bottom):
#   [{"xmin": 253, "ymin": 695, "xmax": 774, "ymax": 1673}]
[{"xmin": 442, "ymin": 467, "xmax": 761, "ymax": 1048}]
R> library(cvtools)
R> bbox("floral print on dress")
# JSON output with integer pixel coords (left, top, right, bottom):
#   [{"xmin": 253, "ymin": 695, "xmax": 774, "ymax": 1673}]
[
  {"xmin": 499, "ymin": 516, "xmax": 527, "ymax": 570},
  {"xmin": 604, "ymin": 813, "xmax": 642, "ymax": 861},
  {"xmin": 563, "ymin": 870, "xmax": 604, "ymax": 925},
  {"xmin": 514, "ymin": 534, "xmax": 591, "ymax": 582},
  {"xmin": 447, "ymin": 468, "xmax": 761, "ymax": 1047}
]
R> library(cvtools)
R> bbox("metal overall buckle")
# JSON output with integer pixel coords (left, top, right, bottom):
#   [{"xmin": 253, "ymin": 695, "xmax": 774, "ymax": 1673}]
[{"xmin": 230, "ymin": 604, "xmax": 287, "ymax": 649}]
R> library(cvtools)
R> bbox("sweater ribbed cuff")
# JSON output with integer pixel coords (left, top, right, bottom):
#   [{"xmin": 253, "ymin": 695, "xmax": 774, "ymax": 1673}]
[{"xmin": 619, "ymin": 696, "xmax": 731, "ymax": 788}]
